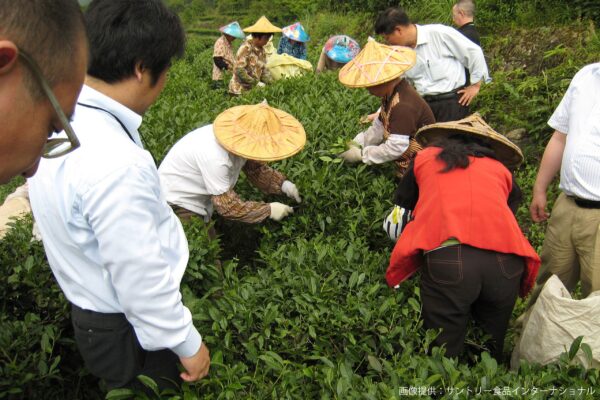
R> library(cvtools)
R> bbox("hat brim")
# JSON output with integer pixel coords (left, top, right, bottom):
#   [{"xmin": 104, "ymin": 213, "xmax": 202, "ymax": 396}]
[
  {"xmin": 415, "ymin": 124, "xmax": 524, "ymax": 170},
  {"xmin": 213, "ymin": 105, "xmax": 306, "ymax": 162}
]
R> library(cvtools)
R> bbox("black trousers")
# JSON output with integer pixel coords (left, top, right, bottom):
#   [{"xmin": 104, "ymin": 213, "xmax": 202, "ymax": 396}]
[
  {"xmin": 420, "ymin": 245, "xmax": 524, "ymax": 360},
  {"xmin": 71, "ymin": 304, "xmax": 181, "ymax": 392},
  {"xmin": 425, "ymin": 95, "xmax": 470, "ymax": 122}
]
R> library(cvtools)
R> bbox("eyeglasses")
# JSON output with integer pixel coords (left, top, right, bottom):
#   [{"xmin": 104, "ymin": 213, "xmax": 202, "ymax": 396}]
[{"xmin": 18, "ymin": 48, "xmax": 80, "ymax": 158}]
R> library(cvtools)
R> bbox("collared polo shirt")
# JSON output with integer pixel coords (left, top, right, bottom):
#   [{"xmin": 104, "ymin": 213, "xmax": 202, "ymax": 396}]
[
  {"xmin": 548, "ymin": 63, "xmax": 600, "ymax": 201},
  {"xmin": 404, "ymin": 24, "xmax": 490, "ymax": 96},
  {"xmin": 28, "ymin": 85, "xmax": 201, "ymax": 358}
]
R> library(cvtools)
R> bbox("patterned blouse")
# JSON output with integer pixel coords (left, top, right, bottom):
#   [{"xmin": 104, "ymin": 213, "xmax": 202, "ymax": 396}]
[
  {"xmin": 228, "ymin": 40, "xmax": 272, "ymax": 95},
  {"xmin": 212, "ymin": 35, "xmax": 235, "ymax": 81},
  {"xmin": 277, "ymin": 37, "xmax": 307, "ymax": 60}
]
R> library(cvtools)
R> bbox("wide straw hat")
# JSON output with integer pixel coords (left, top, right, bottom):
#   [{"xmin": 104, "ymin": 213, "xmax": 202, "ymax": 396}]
[
  {"xmin": 415, "ymin": 113, "xmax": 524, "ymax": 170},
  {"xmin": 213, "ymin": 101, "xmax": 306, "ymax": 162},
  {"xmin": 282, "ymin": 22, "xmax": 310, "ymax": 42},
  {"xmin": 324, "ymin": 35, "xmax": 360, "ymax": 63},
  {"xmin": 243, "ymin": 16, "xmax": 282, "ymax": 34},
  {"xmin": 219, "ymin": 21, "xmax": 245, "ymax": 40},
  {"xmin": 338, "ymin": 37, "xmax": 416, "ymax": 88}
]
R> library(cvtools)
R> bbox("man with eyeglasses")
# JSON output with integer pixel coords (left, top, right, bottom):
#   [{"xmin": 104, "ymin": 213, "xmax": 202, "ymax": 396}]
[
  {"xmin": 0, "ymin": 0, "xmax": 87, "ymax": 184},
  {"xmin": 28, "ymin": 0, "xmax": 209, "ymax": 392}
]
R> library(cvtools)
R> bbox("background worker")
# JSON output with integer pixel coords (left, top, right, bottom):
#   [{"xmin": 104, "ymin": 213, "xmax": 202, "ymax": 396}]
[
  {"xmin": 338, "ymin": 39, "xmax": 434, "ymax": 178},
  {"xmin": 159, "ymin": 102, "xmax": 305, "ymax": 224},
  {"xmin": 374, "ymin": 7, "xmax": 490, "ymax": 122},
  {"xmin": 277, "ymin": 22, "xmax": 310, "ymax": 60},
  {"xmin": 229, "ymin": 16, "xmax": 281, "ymax": 95},
  {"xmin": 315, "ymin": 35, "xmax": 360, "ymax": 73},
  {"xmin": 28, "ymin": 0, "xmax": 209, "ymax": 391},
  {"xmin": 0, "ymin": 0, "xmax": 87, "ymax": 184},
  {"xmin": 212, "ymin": 21, "xmax": 245, "ymax": 88},
  {"xmin": 452, "ymin": 0, "xmax": 480, "ymax": 45}
]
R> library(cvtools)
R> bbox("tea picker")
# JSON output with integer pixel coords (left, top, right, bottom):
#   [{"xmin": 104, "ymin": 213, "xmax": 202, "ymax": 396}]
[
  {"xmin": 338, "ymin": 38, "xmax": 434, "ymax": 178},
  {"xmin": 212, "ymin": 21, "xmax": 245, "ymax": 89},
  {"xmin": 229, "ymin": 16, "xmax": 281, "ymax": 95},
  {"xmin": 159, "ymin": 101, "xmax": 305, "ymax": 224},
  {"xmin": 277, "ymin": 22, "xmax": 310, "ymax": 60},
  {"xmin": 387, "ymin": 114, "xmax": 540, "ymax": 361}
]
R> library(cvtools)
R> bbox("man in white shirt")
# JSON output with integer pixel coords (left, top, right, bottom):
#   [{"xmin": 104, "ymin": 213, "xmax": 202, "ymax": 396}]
[
  {"xmin": 374, "ymin": 7, "xmax": 490, "ymax": 122},
  {"xmin": 28, "ymin": 0, "xmax": 209, "ymax": 392},
  {"xmin": 0, "ymin": 0, "xmax": 87, "ymax": 184},
  {"xmin": 159, "ymin": 103, "xmax": 304, "ymax": 225},
  {"xmin": 529, "ymin": 63, "xmax": 600, "ymax": 303}
]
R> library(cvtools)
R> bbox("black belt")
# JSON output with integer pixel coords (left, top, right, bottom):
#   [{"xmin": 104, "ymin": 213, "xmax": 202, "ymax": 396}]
[
  {"xmin": 423, "ymin": 87, "xmax": 464, "ymax": 103},
  {"xmin": 568, "ymin": 196, "xmax": 600, "ymax": 209}
]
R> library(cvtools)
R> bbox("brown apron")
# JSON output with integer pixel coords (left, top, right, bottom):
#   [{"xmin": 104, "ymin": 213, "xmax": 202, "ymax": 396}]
[{"xmin": 379, "ymin": 91, "xmax": 423, "ymax": 178}]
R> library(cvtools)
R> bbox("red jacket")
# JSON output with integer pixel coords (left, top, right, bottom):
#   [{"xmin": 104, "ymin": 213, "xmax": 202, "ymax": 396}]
[{"xmin": 386, "ymin": 147, "xmax": 540, "ymax": 297}]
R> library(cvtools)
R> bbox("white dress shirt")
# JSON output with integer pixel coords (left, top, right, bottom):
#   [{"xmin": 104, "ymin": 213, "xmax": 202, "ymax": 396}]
[
  {"xmin": 352, "ymin": 117, "xmax": 410, "ymax": 164},
  {"xmin": 28, "ymin": 85, "xmax": 201, "ymax": 358},
  {"xmin": 405, "ymin": 24, "xmax": 491, "ymax": 96},
  {"xmin": 158, "ymin": 124, "xmax": 246, "ymax": 218},
  {"xmin": 548, "ymin": 63, "xmax": 600, "ymax": 201}
]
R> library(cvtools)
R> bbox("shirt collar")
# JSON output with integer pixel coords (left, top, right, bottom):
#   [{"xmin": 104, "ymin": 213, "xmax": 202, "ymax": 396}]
[
  {"xmin": 415, "ymin": 25, "xmax": 429, "ymax": 46},
  {"xmin": 77, "ymin": 84, "xmax": 144, "ymax": 147}
]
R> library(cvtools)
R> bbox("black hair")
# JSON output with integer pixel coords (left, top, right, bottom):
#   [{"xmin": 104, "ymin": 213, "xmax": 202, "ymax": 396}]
[
  {"xmin": 0, "ymin": 0, "xmax": 85, "ymax": 98},
  {"xmin": 374, "ymin": 7, "xmax": 411, "ymax": 35},
  {"xmin": 430, "ymin": 134, "xmax": 497, "ymax": 172},
  {"xmin": 85, "ymin": 0, "xmax": 185, "ymax": 85},
  {"xmin": 252, "ymin": 33, "xmax": 273, "ymax": 40}
]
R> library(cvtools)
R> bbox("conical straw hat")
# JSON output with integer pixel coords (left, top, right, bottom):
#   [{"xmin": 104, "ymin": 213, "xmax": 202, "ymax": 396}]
[
  {"xmin": 243, "ymin": 16, "xmax": 282, "ymax": 33},
  {"xmin": 214, "ymin": 101, "xmax": 306, "ymax": 162},
  {"xmin": 338, "ymin": 37, "xmax": 416, "ymax": 88},
  {"xmin": 219, "ymin": 21, "xmax": 245, "ymax": 40},
  {"xmin": 282, "ymin": 22, "xmax": 310, "ymax": 42},
  {"xmin": 415, "ymin": 113, "xmax": 524, "ymax": 170}
]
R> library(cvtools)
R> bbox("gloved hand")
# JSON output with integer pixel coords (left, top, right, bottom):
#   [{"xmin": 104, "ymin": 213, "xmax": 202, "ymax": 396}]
[
  {"xmin": 269, "ymin": 202, "xmax": 293, "ymax": 221},
  {"xmin": 339, "ymin": 146, "xmax": 362, "ymax": 163},
  {"xmin": 257, "ymin": 81, "xmax": 266, "ymax": 88},
  {"xmin": 281, "ymin": 180, "xmax": 301, "ymax": 203}
]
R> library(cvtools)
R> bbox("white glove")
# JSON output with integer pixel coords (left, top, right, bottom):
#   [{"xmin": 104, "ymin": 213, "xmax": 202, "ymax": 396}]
[
  {"xmin": 339, "ymin": 146, "xmax": 362, "ymax": 163},
  {"xmin": 257, "ymin": 81, "xmax": 266, "ymax": 88},
  {"xmin": 269, "ymin": 202, "xmax": 293, "ymax": 221},
  {"xmin": 281, "ymin": 180, "xmax": 301, "ymax": 203}
]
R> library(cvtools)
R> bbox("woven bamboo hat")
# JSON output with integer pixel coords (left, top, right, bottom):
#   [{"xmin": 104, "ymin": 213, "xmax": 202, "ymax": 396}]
[
  {"xmin": 415, "ymin": 113, "xmax": 524, "ymax": 170},
  {"xmin": 338, "ymin": 37, "xmax": 416, "ymax": 88},
  {"xmin": 213, "ymin": 101, "xmax": 306, "ymax": 162},
  {"xmin": 243, "ymin": 16, "xmax": 282, "ymax": 33}
]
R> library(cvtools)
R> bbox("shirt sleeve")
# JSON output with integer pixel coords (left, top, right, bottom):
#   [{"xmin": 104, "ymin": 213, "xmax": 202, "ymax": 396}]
[
  {"xmin": 353, "ymin": 117, "xmax": 385, "ymax": 147},
  {"xmin": 242, "ymin": 160, "xmax": 286, "ymax": 195},
  {"xmin": 441, "ymin": 26, "xmax": 490, "ymax": 84},
  {"xmin": 197, "ymin": 156, "xmax": 233, "ymax": 196},
  {"xmin": 547, "ymin": 79, "xmax": 575, "ymax": 134},
  {"xmin": 234, "ymin": 45, "xmax": 257, "ymax": 85},
  {"xmin": 361, "ymin": 134, "xmax": 410, "ymax": 164},
  {"xmin": 211, "ymin": 189, "xmax": 271, "ymax": 223},
  {"xmin": 80, "ymin": 163, "xmax": 201, "ymax": 358}
]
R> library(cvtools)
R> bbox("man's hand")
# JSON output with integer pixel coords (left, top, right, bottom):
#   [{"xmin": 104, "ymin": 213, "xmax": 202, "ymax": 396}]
[
  {"xmin": 530, "ymin": 190, "xmax": 549, "ymax": 222},
  {"xmin": 457, "ymin": 81, "xmax": 481, "ymax": 106},
  {"xmin": 339, "ymin": 146, "xmax": 362, "ymax": 163},
  {"xmin": 179, "ymin": 343, "xmax": 210, "ymax": 382}
]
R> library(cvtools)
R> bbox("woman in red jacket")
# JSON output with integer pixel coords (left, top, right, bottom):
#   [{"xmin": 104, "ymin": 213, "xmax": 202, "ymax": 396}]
[{"xmin": 388, "ymin": 114, "xmax": 540, "ymax": 361}]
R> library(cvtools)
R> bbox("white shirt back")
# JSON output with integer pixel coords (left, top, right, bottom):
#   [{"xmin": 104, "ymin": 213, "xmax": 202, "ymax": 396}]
[
  {"xmin": 158, "ymin": 124, "xmax": 246, "ymax": 218},
  {"xmin": 548, "ymin": 63, "xmax": 600, "ymax": 200}
]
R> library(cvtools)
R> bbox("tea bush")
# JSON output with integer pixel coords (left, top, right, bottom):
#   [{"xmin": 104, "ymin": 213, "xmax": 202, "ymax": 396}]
[{"xmin": 1, "ymin": 14, "xmax": 600, "ymax": 400}]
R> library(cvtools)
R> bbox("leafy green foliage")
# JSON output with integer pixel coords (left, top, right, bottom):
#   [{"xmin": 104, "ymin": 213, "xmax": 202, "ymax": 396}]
[{"xmin": 2, "ymin": 9, "xmax": 600, "ymax": 400}]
